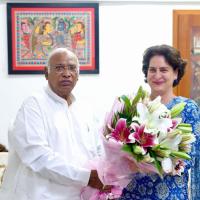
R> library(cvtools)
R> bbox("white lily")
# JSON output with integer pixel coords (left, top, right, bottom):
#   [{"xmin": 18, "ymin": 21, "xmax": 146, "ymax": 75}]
[
  {"xmin": 172, "ymin": 159, "xmax": 185, "ymax": 176},
  {"xmin": 160, "ymin": 134, "xmax": 182, "ymax": 151},
  {"xmin": 161, "ymin": 157, "xmax": 173, "ymax": 173},
  {"xmin": 157, "ymin": 131, "xmax": 168, "ymax": 143},
  {"xmin": 148, "ymin": 96, "xmax": 163, "ymax": 113},
  {"xmin": 135, "ymin": 97, "xmax": 172, "ymax": 134}
]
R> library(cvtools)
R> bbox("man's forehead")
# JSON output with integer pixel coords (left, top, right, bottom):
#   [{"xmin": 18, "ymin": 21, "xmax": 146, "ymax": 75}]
[{"xmin": 50, "ymin": 52, "xmax": 77, "ymax": 64}]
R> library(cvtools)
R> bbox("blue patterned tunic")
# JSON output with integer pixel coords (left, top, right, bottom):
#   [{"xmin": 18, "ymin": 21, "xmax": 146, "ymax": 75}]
[{"xmin": 119, "ymin": 97, "xmax": 200, "ymax": 200}]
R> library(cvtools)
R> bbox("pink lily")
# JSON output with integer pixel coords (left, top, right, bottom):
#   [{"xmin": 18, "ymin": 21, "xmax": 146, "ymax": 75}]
[
  {"xmin": 172, "ymin": 159, "xmax": 185, "ymax": 176},
  {"xmin": 111, "ymin": 118, "xmax": 131, "ymax": 142},
  {"xmin": 129, "ymin": 124, "xmax": 157, "ymax": 147},
  {"xmin": 167, "ymin": 118, "xmax": 182, "ymax": 132}
]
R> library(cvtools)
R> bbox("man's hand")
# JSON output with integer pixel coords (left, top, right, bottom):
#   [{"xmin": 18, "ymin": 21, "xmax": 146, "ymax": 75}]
[{"xmin": 88, "ymin": 170, "xmax": 112, "ymax": 192}]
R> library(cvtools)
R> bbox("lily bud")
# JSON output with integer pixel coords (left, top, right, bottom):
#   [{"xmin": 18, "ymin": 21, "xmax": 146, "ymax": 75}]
[
  {"xmin": 170, "ymin": 150, "xmax": 191, "ymax": 160},
  {"xmin": 179, "ymin": 144, "xmax": 191, "ymax": 153},
  {"xmin": 170, "ymin": 102, "xmax": 186, "ymax": 118},
  {"xmin": 132, "ymin": 145, "xmax": 146, "ymax": 155},
  {"xmin": 155, "ymin": 149, "xmax": 171, "ymax": 158},
  {"xmin": 167, "ymin": 129, "xmax": 182, "ymax": 138},
  {"xmin": 142, "ymin": 153, "xmax": 154, "ymax": 163},
  {"xmin": 181, "ymin": 134, "xmax": 194, "ymax": 142},
  {"xmin": 180, "ymin": 134, "xmax": 196, "ymax": 145},
  {"xmin": 177, "ymin": 125, "xmax": 192, "ymax": 133}
]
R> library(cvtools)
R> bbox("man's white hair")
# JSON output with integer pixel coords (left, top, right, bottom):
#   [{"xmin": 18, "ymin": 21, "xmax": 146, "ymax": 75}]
[{"xmin": 47, "ymin": 48, "xmax": 80, "ymax": 73}]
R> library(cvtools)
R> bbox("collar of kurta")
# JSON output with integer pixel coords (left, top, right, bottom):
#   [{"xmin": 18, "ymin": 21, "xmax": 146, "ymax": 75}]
[{"xmin": 45, "ymin": 84, "xmax": 76, "ymax": 106}]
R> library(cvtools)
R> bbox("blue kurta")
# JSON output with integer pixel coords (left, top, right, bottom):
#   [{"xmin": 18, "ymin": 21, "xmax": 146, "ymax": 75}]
[{"xmin": 119, "ymin": 97, "xmax": 200, "ymax": 200}]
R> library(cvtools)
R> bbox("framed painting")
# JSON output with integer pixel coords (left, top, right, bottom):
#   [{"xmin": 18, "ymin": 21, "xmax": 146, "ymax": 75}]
[{"xmin": 7, "ymin": 3, "xmax": 99, "ymax": 74}]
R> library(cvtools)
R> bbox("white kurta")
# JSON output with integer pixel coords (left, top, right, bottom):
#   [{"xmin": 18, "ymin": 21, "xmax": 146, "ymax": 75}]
[{"xmin": 0, "ymin": 86, "xmax": 100, "ymax": 200}]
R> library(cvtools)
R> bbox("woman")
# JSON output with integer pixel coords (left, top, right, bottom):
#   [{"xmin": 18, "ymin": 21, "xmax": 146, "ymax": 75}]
[{"xmin": 119, "ymin": 45, "xmax": 200, "ymax": 200}]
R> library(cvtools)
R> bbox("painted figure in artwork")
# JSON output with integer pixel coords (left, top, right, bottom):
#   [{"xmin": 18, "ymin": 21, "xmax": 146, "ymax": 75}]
[
  {"xmin": 21, "ymin": 20, "xmax": 32, "ymax": 58},
  {"xmin": 70, "ymin": 20, "xmax": 86, "ymax": 58},
  {"xmin": 32, "ymin": 19, "xmax": 54, "ymax": 59}
]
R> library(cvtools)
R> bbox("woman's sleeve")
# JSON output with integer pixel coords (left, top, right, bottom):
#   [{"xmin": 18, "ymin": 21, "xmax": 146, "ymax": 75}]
[
  {"xmin": 183, "ymin": 100, "xmax": 200, "ymax": 198},
  {"xmin": 182, "ymin": 100, "xmax": 200, "ymax": 170}
]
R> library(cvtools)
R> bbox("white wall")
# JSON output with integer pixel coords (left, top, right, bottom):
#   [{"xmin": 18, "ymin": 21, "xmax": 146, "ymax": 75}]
[{"xmin": 1, "ymin": 1, "xmax": 200, "ymax": 147}]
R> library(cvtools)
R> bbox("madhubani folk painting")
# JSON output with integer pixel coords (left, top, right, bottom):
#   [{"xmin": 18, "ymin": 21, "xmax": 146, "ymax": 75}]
[{"xmin": 7, "ymin": 3, "xmax": 99, "ymax": 74}]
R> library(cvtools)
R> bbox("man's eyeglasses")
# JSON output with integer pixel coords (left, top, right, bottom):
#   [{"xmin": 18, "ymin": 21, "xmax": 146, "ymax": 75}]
[{"xmin": 50, "ymin": 64, "xmax": 78, "ymax": 74}]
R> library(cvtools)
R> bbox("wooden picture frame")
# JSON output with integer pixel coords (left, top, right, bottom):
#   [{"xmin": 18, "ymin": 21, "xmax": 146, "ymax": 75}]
[{"xmin": 7, "ymin": 3, "xmax": 99, "ymax": 74}]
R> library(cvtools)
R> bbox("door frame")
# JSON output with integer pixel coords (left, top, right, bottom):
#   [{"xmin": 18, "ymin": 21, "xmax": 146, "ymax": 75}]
[{"xmin": 173, "ymin": 10, "xmax": 200, "ymax": 97}]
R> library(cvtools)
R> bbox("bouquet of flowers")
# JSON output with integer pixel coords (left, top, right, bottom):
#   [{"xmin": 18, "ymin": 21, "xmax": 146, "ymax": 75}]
[{"xmin": 81, "ymin": 86, "xmax": 195, "ymax": 200}]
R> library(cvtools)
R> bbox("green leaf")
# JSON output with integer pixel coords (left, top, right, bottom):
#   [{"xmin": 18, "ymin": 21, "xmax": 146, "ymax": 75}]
[
  {"xmin": 122, "ymin": 144, "xmax": 144, "ymax": 161},
  {"xmin": 149, "ymin": 150, "xmax": 163, "ymax": 177},
  {"xmin": 135, "ymin": 154, "xmax": 145, "ymax": 162},
  {"xmin": 122, "ymin": 144, "xmax": 132, "ymax": 154},
  {"xmin": 112, "ymin": 113, "xmax": 119, "ymax": 127},
  {"xmin": 152, "ymin": 144, "xmax": 161, "ymax": 151},
  {"xmin": 132, "ymin": 86, "xmax": 145, "ymax": 105},
  {"xmin": 120, "ymin": 95, "xmax": 132, "ymax": 110}
]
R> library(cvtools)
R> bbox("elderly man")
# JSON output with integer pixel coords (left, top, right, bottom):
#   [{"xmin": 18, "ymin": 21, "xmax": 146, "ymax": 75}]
[{"xmin": 0, "ymin": 48, "xmax": 108, "ymax": 199}]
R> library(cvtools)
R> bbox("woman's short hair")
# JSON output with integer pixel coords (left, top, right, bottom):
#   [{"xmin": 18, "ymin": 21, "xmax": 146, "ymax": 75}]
[{"xmin": 142, "ymin": 44, "xmax": 187, "ymax": 87}]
